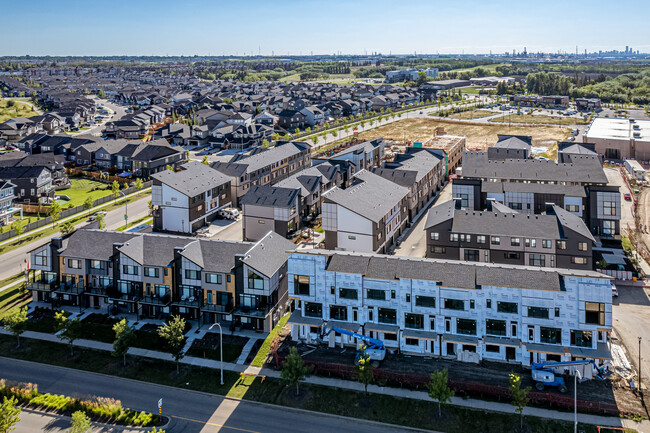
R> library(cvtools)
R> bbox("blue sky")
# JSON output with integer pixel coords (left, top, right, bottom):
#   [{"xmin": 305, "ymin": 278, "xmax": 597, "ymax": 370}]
[{"xmin": 3, "ymin": 0, "xmax": 649, "ymax": 56}]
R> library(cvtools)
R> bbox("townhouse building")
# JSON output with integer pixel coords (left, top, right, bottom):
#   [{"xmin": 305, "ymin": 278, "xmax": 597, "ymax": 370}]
[
  {"xmin": 27, "ymin": 229, "xmax": 295, "ymax": 332},
  {"xmin": 288, "ymin": 250, "xmax": 613, "ymax": 367},
  {"xmin": 328, "ymin": 138, "xmax": 386, "ymax": 174},
  {"xmin": 241, "ymin": 185, "xmax": 301, "ymax": 242},
  {"xmin": 425, "ymin": 200, "xmax": 595, "ymax": 270},
  {"xmin": 151, "ymin": 160, "xmax": 233, "ymax": 234},
  {"xmin": 322, "ymin": 170, "xmax": 409, "ymax": 253}
]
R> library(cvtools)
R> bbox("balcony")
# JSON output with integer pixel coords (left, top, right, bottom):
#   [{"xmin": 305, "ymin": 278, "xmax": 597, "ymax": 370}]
[
  {"xmin": 139, "ymin": 294, "xmax": 171, "ymax": 306},
  {"xmin": 26, "ymin": 280, "xmax": 56, "ymax": 292},
  {"xmin": 109, "ymin": 292, "xmax": 140, "ymax": 302},
  {"xmin": 201, "ymin": 303, "xmax": 233, "ymax": 313},
  {"xmin": 54, "ymin": 283, "xmax": 85, "ymax": 296},
  {"xmin": 233, "ymin": 305, "xmax": 269, "ymax": 318},
  {"xmin": 172, "ymin": 296, "xmax": 201, "ymax": 308},
  {"xmin": 85, "ymin": 285, "xmax": 110, "ymax": 296}
]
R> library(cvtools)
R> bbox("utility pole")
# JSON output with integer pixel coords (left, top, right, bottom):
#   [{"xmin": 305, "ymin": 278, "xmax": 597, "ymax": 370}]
[{"xmin": 639, "ymin": 336, "xmax": 643, "ymax": 394}]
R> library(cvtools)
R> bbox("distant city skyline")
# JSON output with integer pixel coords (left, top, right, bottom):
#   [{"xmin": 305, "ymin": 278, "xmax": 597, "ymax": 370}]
[{"xmin": 2, "ymin": 0, "xmax": 649, "ymax": 57}]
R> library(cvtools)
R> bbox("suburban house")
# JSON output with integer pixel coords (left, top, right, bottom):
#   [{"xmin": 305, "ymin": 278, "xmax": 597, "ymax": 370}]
[
  {"xmin": 288, "ymin": 250, "xmax": 613, "ymax": 367},
  {"xmin": 0, "ymin": 180, "xmax": 18, "ymax": 225},
  {"xmin": 151, "ymin": 160, "xmax": 233, "ymax": 234},
  {"xmin": 240, "ymin": 185, "xmax": 301, "ymax": 242},
  {"xmin": 0, "ymin": 165, "xmax": 53, "ymax": 204}
]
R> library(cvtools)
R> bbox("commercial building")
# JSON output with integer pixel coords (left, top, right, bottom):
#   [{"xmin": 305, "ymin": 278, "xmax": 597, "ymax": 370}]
[
  {"xmin": 583, "ymin": 118, "xmax": 650, "ymax": 160},
  {"xmin": 288, "ymin": 250, "xmax": 613, "ymax": 367},
  {"xmin": 385, "ymin": 68, "xmax": 439, "ymax": 83}
]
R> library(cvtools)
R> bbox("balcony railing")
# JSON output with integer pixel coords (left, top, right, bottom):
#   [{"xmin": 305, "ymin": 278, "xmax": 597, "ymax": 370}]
[
  {"xmin": 85, "ymin": 285, "xmax": 110, "ymax": 296},
  {"xmin": 55, "ymin": 283, "xmax": 85, "ymax": 295},
  {"xmin": 201, "ymin": 303, "xmax": 233, "ymax": 313},
  {"xmin": 26, "ymin": 280, "xmax": 56, "ymax": 292},
  {"xmin": 172, "ymin": 296, "xmax": 201, "ymax": 308},
  {"xmin": 109, "ymin": 292, "xmax": 140, "ymax": 302},
  {"xmin": 139, "ymin": 294, "xmax": 171, "ymax": 306},
  {"xmin": 234, "ymin": 306, "xmax": 269, "ymax": 318}
]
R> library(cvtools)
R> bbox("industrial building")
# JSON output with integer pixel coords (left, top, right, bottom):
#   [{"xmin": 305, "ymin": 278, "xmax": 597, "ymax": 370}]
[{"xmin": 583, "ymin": 118, "xmax": 650, "ymax": 160}]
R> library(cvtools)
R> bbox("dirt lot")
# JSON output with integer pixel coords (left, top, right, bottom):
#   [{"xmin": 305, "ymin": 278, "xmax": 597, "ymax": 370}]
[
  {"xmin": 448, "ymin": 109, "xmax": 494, "ymax": 120},
  {"xmin": 489, "ymin": 114, "xmax": 590, "ymax": 125},
  {"xmin": 357, "ymin": 117, "xmax": 571, "ymax": 150}
]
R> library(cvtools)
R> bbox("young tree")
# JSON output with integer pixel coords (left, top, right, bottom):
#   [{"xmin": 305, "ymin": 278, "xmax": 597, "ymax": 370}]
[
  {"xmin": 68, "ymin": 411, "xmax": 92, "ymax": 433},
  {"xmin": 354, "ymin": 345, "xmax": 374, "ymax": 394},
  {"xmin": 271, "ymin": 132, "xmax": 280, "ymax": 142},
  {"xmin": 311, "ymin": 136, "xmax": 318, "ymax": 146},
  {"xmin": 134, "ymin": 178, "xmax": 143, "ymax": 190},
  {"xmin": 0, "ymin": 396, "xmax": 21, "ymax": 433},
  {"xmin": 83, "ymin": 197, "xmax": 94, "ymax": 211},
  {"xmin": 2, "ymin": 307, "xmax": 28, "ymax": 348},
  {"xmin": 146, "ymin": 428, "xmax": 165, "ymax": 433},
  {"xmin": 166, "ymin": 164, "xmax": 174, "ymax": 171},
  {"xmin": 111, "ymin": 180, "xmax": 120, "ymax": 199},
  {"xmin": 96, "ymin": 213, "xmax": 106, "ymax": 230},
  {"xmin": 509, "ymin": 373, "xmax": 531, "ymax": 429},
  {"xmin": 294, "ymin": 128, "xmax": 300, "ymax": 135},
  {"xmin": 201, "ymin": 155, "xmax": 209, "ymax": 165},
  {"xmin": 281, "ymin": 347, "xmax": 311, "ymax": 396},
  {"xmin": 261, "ymin": 139, "xmax": 270, "ymax": 148},
  {"xmin": 49, "ymin": 201, "xmax": 62, "ymax": 228},
  {"xmin": 55, "ymin": 311, "xmax": 82, "ymax": 356},
  {"xmin": 112, "ymin": 319, "xmax": 136, "ymax": 367},
  {"xmin": 157, "ymin": 316, "xmax": 186, "ymax": 373},
  {"xmin": 427, "ymin": 369, "xmax": 455, "ymax": 418},
  {"xmin": 59, "ymin": 221, "xmax": 75, "ymax": 235},
  {"xmin": 10, "ymin": 220, "xmax": 24, "ymax": 236}
]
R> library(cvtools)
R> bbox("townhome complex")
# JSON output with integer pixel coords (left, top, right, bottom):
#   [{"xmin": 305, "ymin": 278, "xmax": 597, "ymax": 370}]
[
  {"xmin": 27, "ymin": 229, "xmax": 295, "ymax": 332},
  {"xmin": 288, "ymin": 250, "xmax": 613, "ymax": 367}
]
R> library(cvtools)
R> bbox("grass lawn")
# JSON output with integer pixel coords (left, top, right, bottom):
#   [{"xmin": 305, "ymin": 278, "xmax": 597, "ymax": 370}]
[
  {"xmin": 186, "ymin": 334, "xmax": 248, "ymax": 363},
  {"xmin": 0, "ymin": 335, "xmax": 631, "ymax": 433},
  {"xmin": 115, "ymin": 216, "xmax": 152, "ymax": 232},
  {"xmin": 489, "ymin": 114, "xmax": 590, "ymax": 126},
  {"xmin": 58, "ymin": 178, "xmax": 112, "ymax": 207},
  {"xmin": 0, "ymin": 272, "xmax": 25, "ymax": 289},
  {"xmin": 458, "ymin": 86, "xmax": 491, "ymax": 95},
  {"xmin": 252, "ymin": 313, "xmax": 289, "ymax": 367},
  {"xmin": 0, "ymin": 99, "xmax": 38, "ymax": 123},
  {"xmin": 0, "ymin": 285, "xmax": 31, "ymax": 319},
  {"xmin": 448, "ymin": 109, "xmax": 495, "ymax": 120},
  {"xmin": 279, "ymin": 73, "xmax": 301, "ymax": 82}
]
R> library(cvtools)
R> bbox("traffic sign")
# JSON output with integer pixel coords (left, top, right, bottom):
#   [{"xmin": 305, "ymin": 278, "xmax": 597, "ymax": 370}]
[
  {"xmin": 158, "ymin": 398, "xmax": 162, "ymax": 408},
  {"xmin": 124, "ymin": 214, "xmax": 128, "ymax": 220}
]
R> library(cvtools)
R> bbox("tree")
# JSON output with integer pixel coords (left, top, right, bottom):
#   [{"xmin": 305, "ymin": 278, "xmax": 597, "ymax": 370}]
[
  {"xmin": 10, "ymin": 220, "xmax": 24, "ymax": 236},
  {"xmin": 157, "ymin": 315, "xmax": 186, "ymax": 373},
  {"xmin": 112, "ymin": 319, "xmax": 136, "ymax": 367},
  {"xmin": 0, "ymin": 396, "xmax": 21, "ymax": 433},
  {"xmin": 509, "ymin": 373, "xmax": 531, "ymax": 430},
  {"xmin": 55, "ymin": 311, "xmax": 83, "ymax": 356},
  {"xmin": 281, "ymin": 347, "xmax": 311, "ymax": 396},
  {"xmin": 134, "ymin": 178, "xmax": 143, "ymax": 190},
  {"xmin": 49, "ymin": 201, "xmax": 62, "ymax": 228},
  {"xmin": 2, "ymin": 307, "xmax": 28, "ymax": 348},
  {"xmin": 294, "ymin": 128, "xmax": 300, "ymax": 135},
  {"xmin": 271, "ymin": 132, "xmax": 280, "ymax": 142},
  {"xmin": 111, "ymin": 180, "xmax": 120, "ymax": 199},
  {"xmin": 68, "ymin": 411, "xmax": 92, "ymax": 433},
  {"xmin": 427, "ymin": 369, "xmax": 455, "ymax": 418},
  {"xmin": 96, "ymin": 213, "xmax": 106, "ymax": 230},
  {"xmin": 59, "ymin": 221, "xmax": 75, "ymax": 235},
  {"xmin": 354, "ymin": 345, "xmax": 374, "ymax": 394},
  {"xmin": 166, "ymin": 164, "xmax": 174, "ymax": 171},
  {"xmin": 201, "ymin": 155, "xmax": 209, "ymax": 165},
  {"xmin": 146, "ymin": 428, "xmax": 165, "ymax": 433},
  {"xmin": 83, "ymin": 197, "xmax": 94, "ymax": 211},
  {"xmin": 261, "ymin": 139, "xmax": 270, "ymax": 148},
  {"xmin": 98, "ymin": 89, "xmax": 106, "ymax": 99},
  {"xmin": 311, "ymin": 136, "xmax": 318, "ymax": 146}
]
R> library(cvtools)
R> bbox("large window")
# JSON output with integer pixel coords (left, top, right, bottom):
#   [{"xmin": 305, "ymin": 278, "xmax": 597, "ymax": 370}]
[
  {"xmin": 556, "ymin": 240, "xmax": 566, "ymax": 250},
  {"xmin": 571, "ymin": 330, "xmax": 593, "ymax": 348},
  {"xmin": 430, "ymin": 232, "xmax": 439, "ymax": 241},
  {"xmin": 294, "ymin": 275, "xmax": 310, "ymax": 295},
  {"xmin": 464, "ymin": 249, "xmax": 479, "ymax": 262},
  {"xmin": 304, "ymin": 302, "xmax": 322, "ymax": 318},
  {"xmin": 450, "ymin": 233, "xmax": 459, "ymax": 242},
  {"xmin": 330, "ymin": 305, "xmax": 347, "ymax": 321},
  {"xmin": 366, "ymin": 289, "xmax": 385, "ymax": 300},
  {"xmin": 603, "ymin": 220, "xmax": 616, "ymax": 235},
  {"xmin": 90, "ymin": 260, "xmax": 104, "ymax": 270},
  {"xmin": 527, "ymin": 306, "xmax": 549, "ymax": 319},
  {"xmin": 585, "ymin": 302, "xmax": 605, "ymax": 325},
  {"xmin": 456, "ymin": 318, "xmax": 477, "ymax": 335},
  {"xmin": 68, "ymin": 259, "xmax": 82, "ymax": 269},
  {"xmin": 34, "ymin": 250, "xmax": 48, "ymax": 266},
  {"xmin": 185, "ymin": 269, "xmax": 200, "ymax": 280},
  {"xmin": 511, "ymin": 238, "xmax": 521, "ymax": 246},
  {"xmin": 486, "ymin": 319, "xmax": 507, "ymax": 336},
  {"xmin": 491, "ymin": 236, "xmax": 500, "ymax": 245},
  {"xmin": 378, "ymin": 308, "xmax": 397, "ymax": 324},
  {"xmin": 578, "ymin": 242, "xmax": 588, "ymax": 251},
  {"xmin": 122, "ymin": 264, "xmax": 138, "ymax": 275},
  {"xmin": 542, "ymin": 240, "xmax": 552, "ymax": 249},
  {"xmin": 205, "ymin": 273, "xmax": 223, "ymax": 284},
  {"xmin": 444, "ymin": 298, "xmax": 464, "ymax": 311},
  {"xmin": 497, "ymin": 301, "xmax": 518, "ymax": 314},
  {"xmin": 339, "ymin": 288, "xmax": 358, "ymax": 300},
  {"xmin": 415, "ymin": 295, "xmax": 436, "ymax": 308},
  {"xmin": 248, "ymin": 270, "xmax": 264, "ymax": 290},
  {"xmin": 405, "ymin": 313, "xmax": 424, "ymax": 329},
  {"xmin": 144, "ymin": 267, "xmax": 159, "ymax": 278},
  {"xmin": 540, "ymin": 327, "xmax": 562, "ymax": 344},
  {"xmin": 571, "ymin": 257, "xmax": 588, "ymax": 265},
  {"xmin": 529, "ymin": 254, "xmax": 546, "ymax": 267},
  {"xmin": 603, "ymin": 201, "xmax": 617, "ymax": 216}
]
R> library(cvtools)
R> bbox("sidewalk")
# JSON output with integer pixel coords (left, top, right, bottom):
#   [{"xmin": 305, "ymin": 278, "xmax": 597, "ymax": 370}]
[{"xmin": 2, "ymin": 328, "xmax": 647, "ymax": 432}]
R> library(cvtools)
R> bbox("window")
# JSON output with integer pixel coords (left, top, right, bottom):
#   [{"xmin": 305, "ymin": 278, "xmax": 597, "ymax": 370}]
[
  {"xmin": 469, "ymin": 299, "xmax": 475, "ymax": 309},
  {"xmin": 571, "ymin": 257, "xmax": 588, "ymax": 265},
  {"xmin": 511, "ymin": 238, "xmax": 521, "ymax": 246},
  {"xmin": 603, "ymin": 201, "xmax": 617, "ymax": 216},
  {"xmin": 504, "ymin": 252, "xmax": 520, "ymax": 260},
  {"xmin": 405, "ymin": 338, "xmax": 419, "ymax": 346},
  {"xmin": 391, "ymin": 290, "xmax": 396, "ymax": 299},
  {"xmin": 378, "ymin": 308, "xmax": 397, "ymax": 324},
  {"xmin": 578, "ymin": 242, "xmax": 588, "ymax": 251},
  {"xmin": 68, "ymin": 259, "xmax": 82, "ymax": 269},
  {"xmin": 509, "ymin": 202, "xmax": 523, "ymax": 210},
  {"xmin": 304, "ymin": 302, "xmax": 322, "ymax": 318},
  {"xmin": 527, "ymin": 306, "xmax": 549, "ymax": 319},
  {"xmin": 122, "ymin": 264, "xmax": 138, "ymax": 275},
  {"xmin": 444, "ymin": 298, "xmax": 464, "ymax": 311},
  {"xmin": 34, "ymin": 250, "xmax": 48, "ymax": 266},
  {"xmin": 90, "ymin": 260, "xmax": 104, "ymax": 270},
  {"xmin": 456, "ymin": 318, "xmax": 477, "ymax": 335},
  {"xmin": 477, "ymin": 235, "xmax": 486, "ymax": 244},
  {"xmin": 486, "ymin": 299, "xmax": 492, "ymax": 308},
  {"xmin": 415, "ymin": 295, "xmax": 436, "ymax": 308},
  {"xmin": 542, "ymin": 240, "xmax": 552, "ymax": 249},
  {"xmin": 330, "ymin": 305, "xmax": 347, "ymax": 321},
  {"xmin": 205, "ymin": 273, "xmax": 222, "ymax": 284},
  {"xmin": 248, "ymin": 270, "xmax": 264, "ymax": 290},
  {"xmin": 529, "ymin": 254, "xmax": 546, "ymax": 267},
  {"xmin": 450, "ymin": 233, "xmax": 459, "ymax": 242},
  {"xmin": 405, "ymin": 293, "xmax": 411, "ymax": 303},
  {"xmin": 431, "ymin": 246, "xmax": 446, "ymax": 254},
  {"xmin": 294, "ymin": 275, "xmax": 310, "ymax": 295},
  {"xmin": 603, "ymin": 220, "xmax": 616, "ymax": 235},
  {"xmin": 460, "ymin": 234, "xmax": 471, "ymax": 242},
  {"xmin": 571, "ymin": 330, "xmax": 593, "ymax": 347},
  {"xmin": 405, "ymin": 313, "xmax": 424, "ymax": 329},
  {"xmin": 339, "ymin": 288, "xmax": 358, "ymax": 300},
  {"xmin": 540, "ymin": 327, "xmax": 562, "ymax": 344},
  {"xmin": 486, "ymin": 319, "xmax": 507, "ymax": 336},
  {"xmin": 555, "ymin": 307, "xmax": 560, "ymax": 317},
  {"xmin": 144, "ymin": 267, "xmax": 159, "ymax": 278},
  {"xmin": 366, "ymin": 289, "xmax": 385, "ymax": 300},
  {"xmin": 485, "ymin": 345, "xmax": 500, "ymax": 353},
  {"xmin": 464, "ymin": 249, "xmax": 479, "ymax": 262},
  {"xmin": 185, "ymin": 269, "xmax": 200, "ymax": 280},
  {"xmin": 557, "ymin": 240, "xmax": 566, "ymax": 250},
  {"xmin": 566, "ymin": 204, "xmax": 579, "ymax": 213},
  {"xmin": 430, "ymin": 232, "xmax": 439, "ymax": 240},
  {"xmin": 497, "ymin": 301, "xmax": 517, "ymax": 314},
  {"xmin": 384, "ymin": 333, "xmax": 397, "ymax": 341},
  {"xmin": 491, "ymin": 236, "xmax": 500, "ymax": 245},
  {"xmin": 585, "ymin": 302, "xmax": 605, "ymax": 325}
]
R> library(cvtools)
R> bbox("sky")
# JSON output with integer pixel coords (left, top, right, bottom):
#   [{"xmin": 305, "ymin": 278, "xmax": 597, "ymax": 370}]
[{"xmin": 2, "ymin": 0, "xmax": 650, "ymax": 57}]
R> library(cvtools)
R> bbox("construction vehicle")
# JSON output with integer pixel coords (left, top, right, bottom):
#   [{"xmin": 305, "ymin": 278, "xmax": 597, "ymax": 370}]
[
  {"xmin": 531, "ymin": 359, "xmax": 608, "ymax": 392},
  {"xmin": 320, "ymin": 326, "xmax": 385, "ymax": 364}
]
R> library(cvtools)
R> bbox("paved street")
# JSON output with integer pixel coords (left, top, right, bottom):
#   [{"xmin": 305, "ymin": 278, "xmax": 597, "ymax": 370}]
[
  {"xmin": 210, "ymin": 218, "xmax": 243, "ymax": 241},
  {"xmin": 2, "ymin": 358, "xmax": 423, "ymax": 433}
]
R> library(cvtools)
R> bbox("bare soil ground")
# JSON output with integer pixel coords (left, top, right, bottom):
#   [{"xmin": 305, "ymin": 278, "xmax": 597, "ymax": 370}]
[{"xmin": 357, "ymin": 118, "xmax": 571, "ymax": 150}]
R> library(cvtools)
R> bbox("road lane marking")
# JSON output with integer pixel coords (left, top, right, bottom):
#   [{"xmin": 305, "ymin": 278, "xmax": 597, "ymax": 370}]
[{"xmin": 172, "ymin": 415, "xmax": 261, "ymax": 433}]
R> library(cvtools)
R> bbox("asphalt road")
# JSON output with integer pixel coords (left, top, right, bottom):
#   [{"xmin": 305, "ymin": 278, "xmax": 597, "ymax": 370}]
[
  {"xmin": 2, "ymin": 357, "xmax": 423, "ymax": 433},
  {"xmin": 210, "ymin": 218, "xmax": 243, "ymax": 241},
  {"xmin": 0, "ymin": 196, "xmax": 150, "ymax": 282}
]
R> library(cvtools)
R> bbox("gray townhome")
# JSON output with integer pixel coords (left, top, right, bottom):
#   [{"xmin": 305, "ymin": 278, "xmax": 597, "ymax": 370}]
[{"xmin": 241, "ymin": 185, "xmax": 301, "ymax": 242}]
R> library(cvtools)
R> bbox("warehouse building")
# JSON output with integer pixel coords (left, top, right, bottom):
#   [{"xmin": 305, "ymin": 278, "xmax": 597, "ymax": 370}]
[{"xmin": 583, "ymin": 118, "xmax": 650, "ymax": 160}]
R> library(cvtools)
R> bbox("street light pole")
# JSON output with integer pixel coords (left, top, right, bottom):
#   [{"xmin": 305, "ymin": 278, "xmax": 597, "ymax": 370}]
[
  {"xmin": 639, "ymin": 336, "xmax": 643, "ymax": 395},
  {"xmin": 119, "ymin": 190, "xmax": 128, "ymax": 229},
  {"xmin": 574, "ymin": 372, "xmax": 577, "ymax": 433},
  {"xmin": 210, "ymin": 322, "xmax": 224, "ymax": 385}
]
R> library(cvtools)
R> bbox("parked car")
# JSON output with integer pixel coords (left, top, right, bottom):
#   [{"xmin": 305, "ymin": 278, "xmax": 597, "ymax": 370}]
[
  {"xmin": 612, "ymin": 285, "xmax": 619, "ymax": 297},
  {"xmin": 624, "ymin": 193, "xmax": 632, "ymax": 200},
  {"xmin": 88, "ymin": 211, "xmax": 107, "ymax": 221},
  {"xmin": 218, "ymin": 207, "xmax": 239, "ymax": 220}
]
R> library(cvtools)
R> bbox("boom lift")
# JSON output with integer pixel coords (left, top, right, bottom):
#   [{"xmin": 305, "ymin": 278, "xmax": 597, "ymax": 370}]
[
  {"xmin": 320, "ymin": 326, "xmax": 386, "ymax": 363},
  {"xmin": 531, "ymin": 359, "xmax": 608, "ymax": 392}
]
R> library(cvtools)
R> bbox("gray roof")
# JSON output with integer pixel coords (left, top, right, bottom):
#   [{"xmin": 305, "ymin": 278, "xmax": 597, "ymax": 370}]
[
  {"xmin": 118, "ymin": 233, "xmax": 195, "ymax": 266},
  {"xmin": 481, "ymin": 180, "xmax": 587, "ymax": 198},
  {"xmin": 240, "ymin": 185, "xmax": 300, "ymax": 208},
  {"xmin": 326, "ymin": 254, "xmax": 370, "ymax": 274},
  {"xmin": 324, "ymin": 171, "xmax": 409, "ymax": 222},
  {"xmin": 424, "ymin": 200, "xmax": 455, "ymax": 230},
  {"xmin": 384, "ymin": 149, "xmax": 441, "ymax": 183},
  {"xmin": 225, "ymin": 142, "xmax": 309, "ymax": 175},
  {"xmin": 152, "ymin": 161, "xmax": 231, "ymax": 197},
  {"xmin": 551, "ymin": 204, "xmax": 595, "ymax": 242},
  {"xmin": 60, "ymin": 229, "xmax": 135, "ymax": 261},
  {"xmin": 242, "ymin": 231, "xmax": 296, "ymax": 277},
  {"xmin": 494, "ymin": 135, "xmax": 532, "ymax": 150},
  {"xmin": 372, "ymin": 168, "xmax": 418, "ymax": 188},
  {"xmin": 179, "ymin": 239, "xmax": 253, "ymax": 272}
]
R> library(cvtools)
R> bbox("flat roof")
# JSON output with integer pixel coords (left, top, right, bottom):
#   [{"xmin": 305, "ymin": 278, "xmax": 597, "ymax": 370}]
[{"xmin": 584, "ymin": 118, "xmax": 650, "ymax": 143}]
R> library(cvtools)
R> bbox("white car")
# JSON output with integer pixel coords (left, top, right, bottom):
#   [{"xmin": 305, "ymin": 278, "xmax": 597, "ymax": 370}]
[
  {"xmin": 612, "ymin": 284, "xmax": 619, "ymax": 297},
  {"xmin": 218, "ymin": 207, "xmax": 239, "ymax": 220}
]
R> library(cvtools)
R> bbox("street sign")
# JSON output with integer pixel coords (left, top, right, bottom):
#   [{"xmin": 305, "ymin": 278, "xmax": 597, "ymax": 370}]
[
  {"xmin": 158, "ymin": 398, "xmax": 162, "ymax": 408},
  {"xmin": 124, "ymin": 214, "xmax": 128, "ymax": 221}
]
